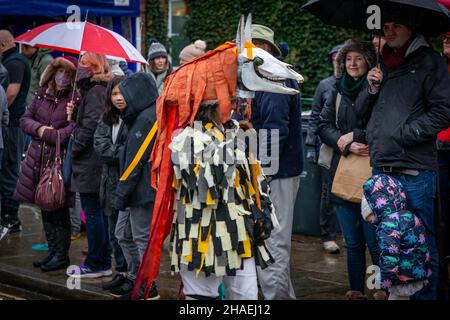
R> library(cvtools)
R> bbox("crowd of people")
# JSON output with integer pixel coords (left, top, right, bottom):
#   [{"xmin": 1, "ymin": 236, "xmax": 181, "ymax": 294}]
[
  {"xmin": 306, "ymin": 14, "xmax": 450, "ymax": 300},
  {"xmin": 0, "ymin": 14, "xmax": 449, "ymax": 301}
]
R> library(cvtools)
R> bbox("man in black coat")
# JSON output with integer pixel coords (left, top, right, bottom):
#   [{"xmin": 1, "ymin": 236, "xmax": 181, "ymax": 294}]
[
  {"xmin": 357, "ymin": 16, "xmax": 450, "ymax": 300},
  {"xmin": 0, "ymin": 30, "xmax": 30, "ymax": 233}
]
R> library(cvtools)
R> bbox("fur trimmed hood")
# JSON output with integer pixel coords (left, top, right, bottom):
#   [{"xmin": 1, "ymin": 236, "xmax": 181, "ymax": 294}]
[
  {"xmin": 335, "ymin": 39, "xmax": 376, "ymax": 78},
  {"xmin": 91, "ymin": 72, "xmax": 114, "ymax": 84},
  {"xmin": 39, "ymin": 56, "xmax": 77, "ymax": 87}
]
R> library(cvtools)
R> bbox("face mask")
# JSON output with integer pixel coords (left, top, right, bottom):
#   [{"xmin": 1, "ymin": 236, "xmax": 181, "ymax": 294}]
[
  {"xmin": 76, "ymin": 66, "xmax": 92, "ymax": 82},
  {"xmin": 55, "ymin": 73, "xmax": 71, "ymax": 88}
]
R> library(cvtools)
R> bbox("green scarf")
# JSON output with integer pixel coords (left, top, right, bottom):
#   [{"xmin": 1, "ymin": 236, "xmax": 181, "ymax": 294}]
[{"xmin": 339, "ymin": 72, "xmax": 366, "ymax": 98}]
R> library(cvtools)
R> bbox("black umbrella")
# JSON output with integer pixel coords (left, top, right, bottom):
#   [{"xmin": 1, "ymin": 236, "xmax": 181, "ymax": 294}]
[{"xmin": 302, "ymin": 0, "xmax": 450, "ymax": 37}]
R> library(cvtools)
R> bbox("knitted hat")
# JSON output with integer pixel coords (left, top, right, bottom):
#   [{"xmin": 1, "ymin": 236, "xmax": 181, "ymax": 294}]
[
  {"xmin": 277, "ymin": 42, "xmax": 289, "ymax": 59},
  {"xmin": 147, "ymin": 42, "xmax": 168, "ymax": 61},
  {"xmin": 179, "ymin": 40, "xmax": 207, "ymax": 63},
  {"xmin": 335, "ymin": 39, "xmax": 376, "ymax": 78},
  {"xmin": 329, "ymin": 44, "xmax": 344, "ymax": 64},
  {"xmin": 251, "ymin": 24, "xmax": 282, "ymax": 57}
]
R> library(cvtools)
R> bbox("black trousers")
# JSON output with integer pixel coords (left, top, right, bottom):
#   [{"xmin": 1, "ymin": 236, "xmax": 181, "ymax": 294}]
[
  {"xmin": 0, "ymin": 125, "xmax": 24, "ymax": 225},
  {"xmin": 319, "ymin": 166, "xmax": 338, "ymax": 242}
]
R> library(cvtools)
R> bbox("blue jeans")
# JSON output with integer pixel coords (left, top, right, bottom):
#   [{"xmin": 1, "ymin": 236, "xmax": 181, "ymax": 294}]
[
  {"xmin": 373, "ymin": 168, "xmax": 438, "ymax": 300},
  {"xmin": 80, "ymin": 193, "xmax": 111, "ymax": 271},
  {"xmin": 336, "ymin": 202, "xmax": 380, "ymax": 293}
]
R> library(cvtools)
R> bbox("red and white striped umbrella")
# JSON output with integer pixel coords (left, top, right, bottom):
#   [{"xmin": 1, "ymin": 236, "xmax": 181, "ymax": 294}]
[{"xmin": 15, "ymin": 21, "xmax": 147, "ymax": 64}]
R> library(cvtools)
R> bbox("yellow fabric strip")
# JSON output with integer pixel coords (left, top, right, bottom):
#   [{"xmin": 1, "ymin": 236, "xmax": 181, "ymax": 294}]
[
  {"xmin": 240, "ymin": 233, "xmax": 252, "ymax": 258},
  {"xmin": 206, "ymin": 190, "xmax": 216, "ymax": 205},
  {"xmin": 193, "ymin": 163, "xmax": 200, "ymax": 175},
  {"xmin": 196, "ymin": 225, "xmax": 211, "ymax": 276},
  {"xmin": 184, "ymin": 239, "xmax": 193, "ymax": 263},
  {"xmin": 120, "ymin": 121, "xmax": 158, "ymax": 181}
]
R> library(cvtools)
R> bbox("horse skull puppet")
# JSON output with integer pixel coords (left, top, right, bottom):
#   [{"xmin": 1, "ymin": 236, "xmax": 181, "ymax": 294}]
[{"xmin": 132, "ymin": 14, "xmax": 303, "ymax": 299}]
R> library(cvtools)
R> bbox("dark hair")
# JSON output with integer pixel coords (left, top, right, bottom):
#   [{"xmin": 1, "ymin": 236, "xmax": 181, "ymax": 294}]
[{"xmin": 102, "ymin": 75, "xmax": 126, "ymax": 126}]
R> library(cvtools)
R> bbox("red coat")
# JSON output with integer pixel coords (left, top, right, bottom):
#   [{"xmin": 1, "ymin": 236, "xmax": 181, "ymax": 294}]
[{"xmin": 15, "ymin": 85, "xmax": 80, "ymax": 205}]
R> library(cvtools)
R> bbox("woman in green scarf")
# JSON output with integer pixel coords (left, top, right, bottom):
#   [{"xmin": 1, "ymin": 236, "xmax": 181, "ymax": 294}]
[{"xmin": 318, "ymin": 39, "xmax": 387, "ymax": 300}]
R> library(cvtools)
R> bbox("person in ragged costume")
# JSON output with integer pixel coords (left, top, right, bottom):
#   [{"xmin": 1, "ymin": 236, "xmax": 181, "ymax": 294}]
[
  {"xmin": 130, "ymin": 14, "xmax": 303, "ymax": 300},
  {"xmin": 169, "ymin": 100, "xmax": 277, "ymax": 299}
]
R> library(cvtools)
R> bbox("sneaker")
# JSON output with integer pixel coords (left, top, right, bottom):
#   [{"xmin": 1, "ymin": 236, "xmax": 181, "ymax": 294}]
[
  {"xmin": 345, "ymin": 290, "xmax": 367, "ymax": 300},
  {"xmin": 7, "ymin": 220, "xmax": 22, "ymax": 233},
  {"xmin": 110, "ymin": 278, "xmax": 135, "ymax": 298},
  {"xmin": 71, "ymin": 232, "xmax": 81, "ymax": 241},
  {"xmin": 118, "ymin": 281, "xmax": 160, "ymax": 300},
  {"xmin": 323, "ymin": 241, "xmax": 340, "ymax": 254},
  {"xmin": 373, "ymin": 289, "xmax": 388, "ymax": 300},
  {"xmin": 2, "ymin": 220, "xmax": 21, "ymax": 234},
  {"xmin": 0, "ymin": 225, "xmax": 9, "ymax": 241},
  {"xmin": 66, "ymin": 263, "xmax": 111, "ymax": 279},
  {"xmin": 103, "ymin": 273, "xmax": 127, "ymax": 291}
]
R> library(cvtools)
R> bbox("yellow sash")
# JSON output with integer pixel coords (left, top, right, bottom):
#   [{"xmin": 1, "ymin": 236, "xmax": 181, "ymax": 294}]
[{"xmin": 120, "ymin": 122, "xmax": 158, "ymax": 181}]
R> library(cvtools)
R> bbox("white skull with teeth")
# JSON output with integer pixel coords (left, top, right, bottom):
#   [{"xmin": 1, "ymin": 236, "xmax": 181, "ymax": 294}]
[{"xmin": 236, "ymin": 14, "xmax": 304, "ymax": 95}]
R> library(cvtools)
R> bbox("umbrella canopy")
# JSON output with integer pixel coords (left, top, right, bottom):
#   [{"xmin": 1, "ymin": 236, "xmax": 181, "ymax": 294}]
[
  {"xmin": 302, "ymin": 0, "xmax": 450, "ymax": 37},
  {"xmin": 15, "ymin": 21, "xmax": 147, "ymax": 64}
]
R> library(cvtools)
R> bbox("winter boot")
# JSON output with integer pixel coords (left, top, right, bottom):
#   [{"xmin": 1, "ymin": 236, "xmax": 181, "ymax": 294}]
[
  {"xmin": 40, "ymin": 210, "xmax": 71, "ymax": 272},
  {"xmin": 33, "ymin": 213, "xmax": 57, "ymax": 268}
]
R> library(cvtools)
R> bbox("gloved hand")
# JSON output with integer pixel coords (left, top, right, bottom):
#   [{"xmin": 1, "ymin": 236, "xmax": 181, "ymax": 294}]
[
  {"xmin": 306, "ymin": 146, "xmax": 317, "ymax": 164},
  {"xmin": 110, "ymin": 192, "xmax": 125, "ymax": 212}
]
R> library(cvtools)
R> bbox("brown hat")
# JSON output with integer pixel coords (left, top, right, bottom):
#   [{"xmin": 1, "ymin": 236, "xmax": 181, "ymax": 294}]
[{"xmin": 179, "ymin": 40, "xmax": 207, "ymax": 63}]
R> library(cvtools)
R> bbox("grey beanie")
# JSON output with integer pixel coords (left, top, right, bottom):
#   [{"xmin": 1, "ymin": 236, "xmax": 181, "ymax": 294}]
[{"xmin": 147, "ymin": 42, "xmax": 168, "ymax": 61}]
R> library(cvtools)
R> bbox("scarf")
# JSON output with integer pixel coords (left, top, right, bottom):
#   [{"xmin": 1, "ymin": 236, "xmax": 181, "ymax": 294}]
[
  {"xmin": 339, "ymin": 72, "xmax": 366, "ymax": 98},
  {"xmin": 381, "ymin": 36, "xmax": 415, "ymax": 72}
]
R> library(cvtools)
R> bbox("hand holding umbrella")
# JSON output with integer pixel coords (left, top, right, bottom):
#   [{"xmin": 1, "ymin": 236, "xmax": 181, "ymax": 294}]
[
  {"xmin": 367, "ymin": 67, "xmax": 383, "ymax": 93},
  {"xmin": 66, "ymin": 100, "xmax": 75, "ymax": 121}
]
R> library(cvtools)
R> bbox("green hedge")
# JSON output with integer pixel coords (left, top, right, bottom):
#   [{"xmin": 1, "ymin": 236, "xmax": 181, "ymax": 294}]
[
  {"xmin": 144, "ymin": 0, "xmax": 170, "ymax": 57},
  {"xmin": 182, "ymin": 0, "xmax": 367, "ymax": 99}
]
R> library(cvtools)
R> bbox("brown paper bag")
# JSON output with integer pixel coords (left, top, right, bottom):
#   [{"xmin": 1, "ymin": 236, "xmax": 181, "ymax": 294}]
[{"xmin": 331, "ymin": 154, "xmax": 372, "ymax": 203}]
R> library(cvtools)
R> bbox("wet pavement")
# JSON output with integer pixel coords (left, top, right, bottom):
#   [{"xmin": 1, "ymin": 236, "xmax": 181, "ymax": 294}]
[{"xmin": 0, "ymin": 204, "xmax": 379, "ymax": 300}]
